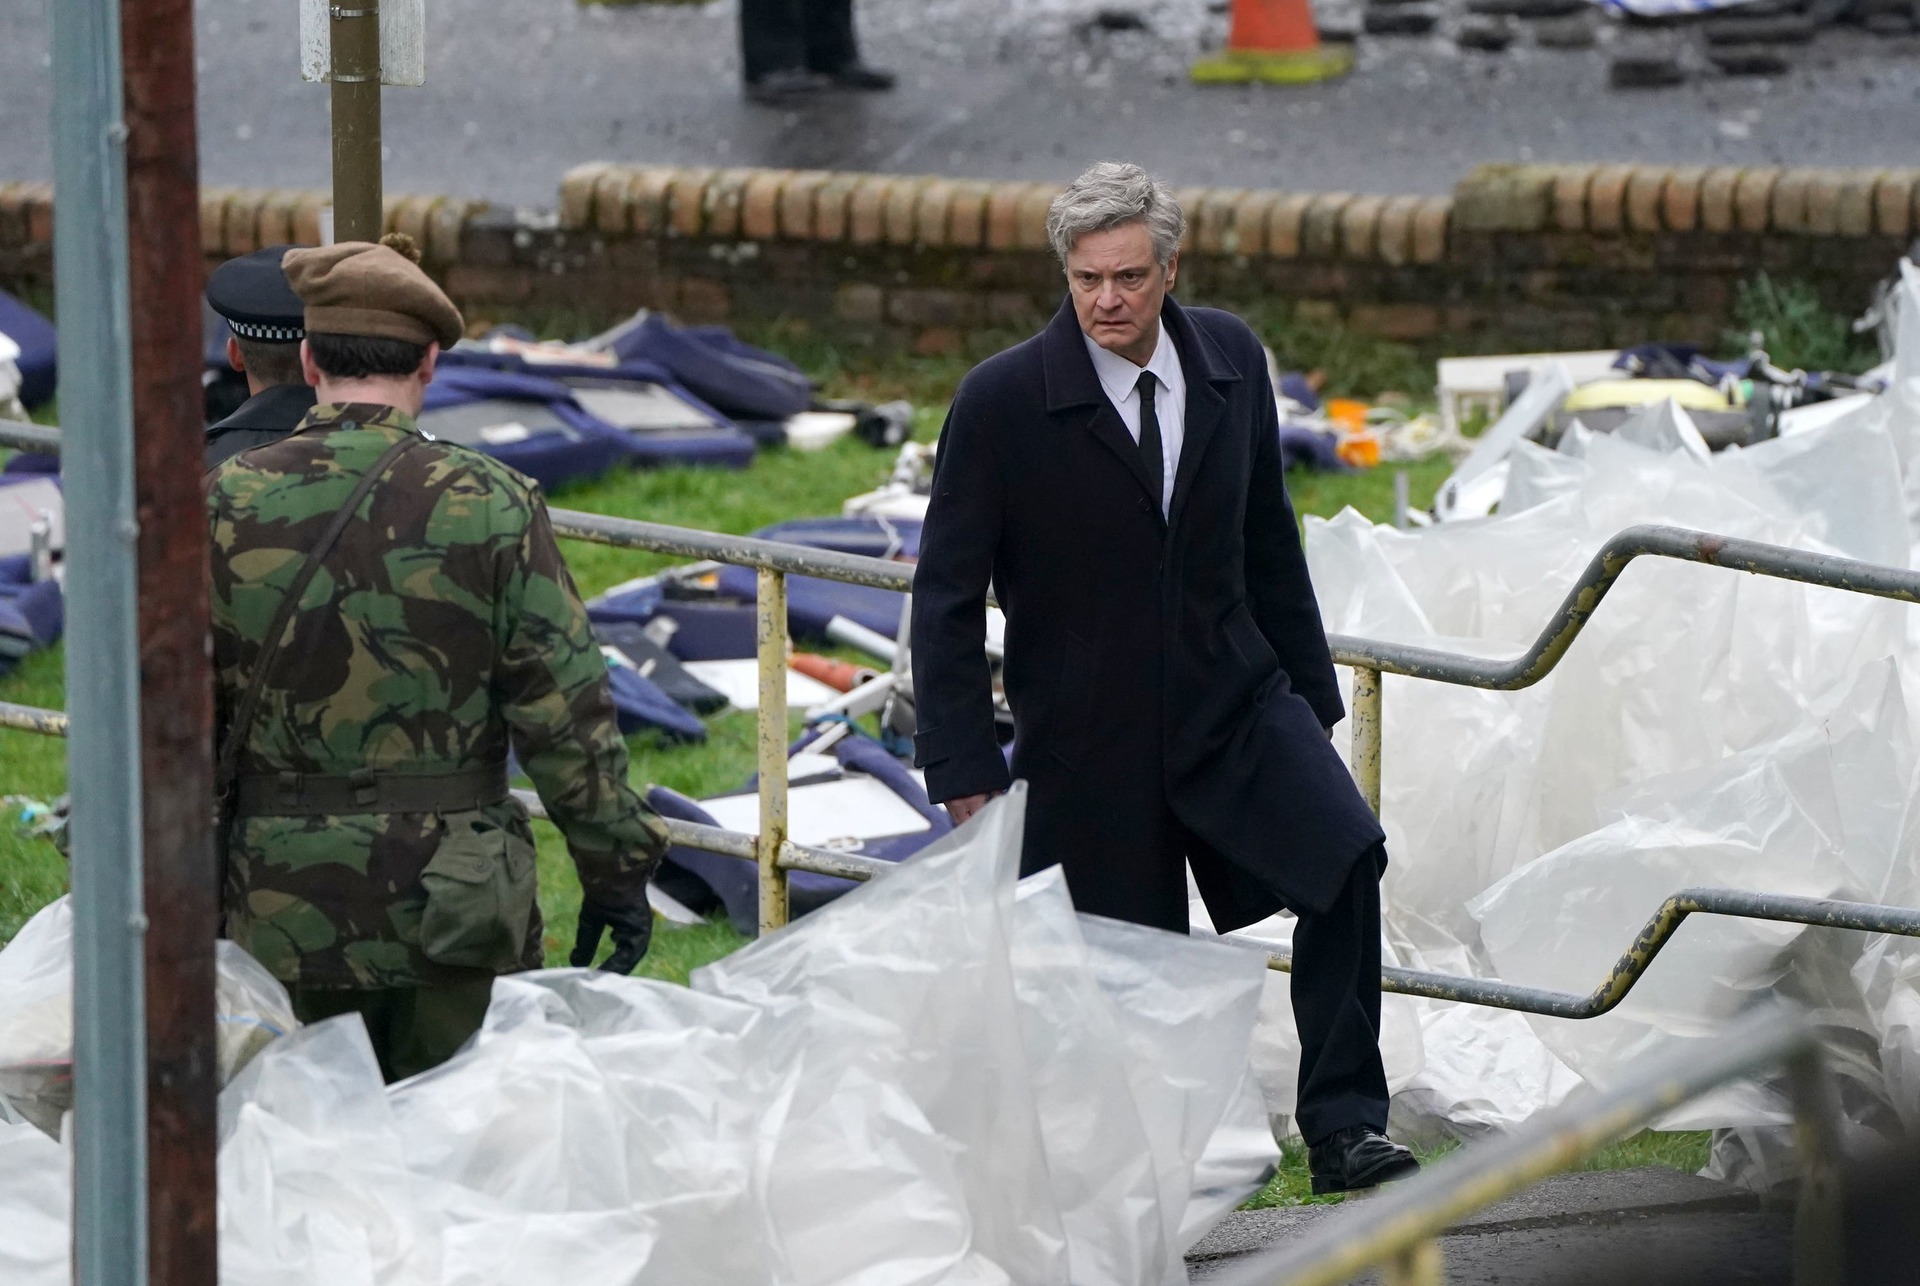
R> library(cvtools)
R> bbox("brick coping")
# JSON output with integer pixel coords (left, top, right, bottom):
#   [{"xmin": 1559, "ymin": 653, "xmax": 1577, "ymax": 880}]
[{"xmin": 4, "ymin": 163, "xmax": 1918, "ymax": 270}]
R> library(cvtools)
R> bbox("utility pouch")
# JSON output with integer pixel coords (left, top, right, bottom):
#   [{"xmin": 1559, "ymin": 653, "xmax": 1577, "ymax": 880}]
[{"xmin": 419, "ymin": 804, "xmax": 539, "ymax": 972}]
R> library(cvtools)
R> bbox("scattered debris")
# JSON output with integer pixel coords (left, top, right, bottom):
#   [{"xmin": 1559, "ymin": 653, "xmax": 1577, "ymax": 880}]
[
  {"xmin": 1090, "ymin": 5, "xmax": 1149, "ymax": 29},
  {"xmin": 1467, "ymin": 0, "xmax": 1586, "ymax": 18},
  {"xmin": 1609, "ymin": 52, "xmax": 1688, "ymax": 86},
  {"xmin": 1363, "ymin": 3, "xmax": 1441, "ymax": 34},
  {"xmin": 1532, "ymin": 11, "xmax": 1600, "ymax": 44},
  {"xmin": 1709, "ymin": 44, "xmax": 1792, "ymax": 73},
  {"xmin": 1701, "ymin": 11, "xmax": 1816, "ymax": 42},
  {"xmin": 1457, "ymin": 16, "xmax": 1518, "ymax": 48}
]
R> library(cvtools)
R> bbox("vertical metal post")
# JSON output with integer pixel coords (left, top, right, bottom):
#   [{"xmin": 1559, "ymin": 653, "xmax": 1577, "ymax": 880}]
[
  {"xmin": 1383, "ymin": 1239, "xmax": 1445, "ymax": 1286},
  {"xmin": 121, "ymin": 0, "xmax": 217, "ymax": 1277},
  {"xmin": 756, "ymin": 568, "xmax": 791, "ymax": 934},
  {"xmin": 1351, "ymin": 665, "xmax": 1383, "ymax": 817},
  {"xmin": 329, "ymin": 0, "xmax": 383, "ymax": 240},
  {"xmin": 1393, "ymin": 470, "xmax": 1411, "ymax": 531},
  {"xmin": 51, "ymin": 0, "xmax": 148, "ymax": 1282},
  {"xmin": 1786, "ymin": 1046, "xmax": 1845, "ymax": 1286}
]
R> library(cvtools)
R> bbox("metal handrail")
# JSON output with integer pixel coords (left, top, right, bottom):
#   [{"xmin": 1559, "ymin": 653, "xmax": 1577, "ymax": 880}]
[
  {"xmin": 11, "ymin": 421, "xmax": 1917, "ymax": 688},
  {"xmin": 1238, "ymin": 885, "xmax": 1920, "ymax": 1019},
  {"xmin": 1329, "ymin": 524, "xmax": 1920, "ymax": 689},
  {"xmin": 549, "ymin": 509, "xmax": 914, "ymax": 593},
  {"xmin": 8, "ymin": 691, "xmax": 1917, "ymax": 1024},
  {"xmin": 1206, "ymin": 1006, "xmax": 1834, "ymax": 1286},
  {"xmin": 10, "ymin": 418, "xmax": 1920, "ymax": 999}
]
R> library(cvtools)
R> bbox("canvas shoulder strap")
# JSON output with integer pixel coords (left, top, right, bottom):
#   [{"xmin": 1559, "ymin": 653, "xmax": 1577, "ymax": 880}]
[{"xmin": 215, "ymin": 433, "xmax": 426, "ymax": 794}]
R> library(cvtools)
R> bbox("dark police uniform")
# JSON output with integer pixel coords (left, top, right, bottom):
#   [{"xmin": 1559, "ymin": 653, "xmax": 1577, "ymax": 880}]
[{"xmin": 204, "ymin": 245, "xmax": 317, "ymax": 470}]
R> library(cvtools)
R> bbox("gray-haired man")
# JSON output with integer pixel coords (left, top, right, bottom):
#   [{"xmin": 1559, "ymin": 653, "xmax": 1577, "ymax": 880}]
[{"xmin": 911, "ymin": 162, "xmax": 1416, "ymax": 1193}]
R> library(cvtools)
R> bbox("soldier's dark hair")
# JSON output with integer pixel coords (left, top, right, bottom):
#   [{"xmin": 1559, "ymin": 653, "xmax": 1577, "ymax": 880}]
[
  {"xmin": 305, "ymin": 332, "xmax": 430, "ymax": 380},
  {"xmin": 234, "ymin": 337, "xmax": 304, "ymax": 388}
]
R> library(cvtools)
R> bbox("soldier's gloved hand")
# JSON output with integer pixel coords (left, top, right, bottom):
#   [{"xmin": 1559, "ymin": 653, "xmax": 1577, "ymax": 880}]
[{"xmin": 570, "ymin": 893, "xmax": 654, "ymax": 975}]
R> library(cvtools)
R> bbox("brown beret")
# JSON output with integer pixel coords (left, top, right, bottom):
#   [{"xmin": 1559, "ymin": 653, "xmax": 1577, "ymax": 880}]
[{"xmin": 282, "ymin": 241, "xmax": 465, "ymax": 349}]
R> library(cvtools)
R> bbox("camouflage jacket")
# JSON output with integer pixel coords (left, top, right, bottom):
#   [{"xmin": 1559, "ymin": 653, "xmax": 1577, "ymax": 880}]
[{"xmin": 208, "ymin": 402, "xmax": 668, "ymax": 989}]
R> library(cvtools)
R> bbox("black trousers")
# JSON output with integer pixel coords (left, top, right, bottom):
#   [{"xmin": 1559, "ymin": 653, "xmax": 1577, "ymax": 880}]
[
  {"xmin": 739, "ymin": 0, "xmax": 860, "ymax": 82},
  {"xmin": 1038, "ymin": 803, "xmax": 1391, "ymax": 1148},
  {"xmin": 291, "ymin": 976, "xmax": 494, "ymax": 1084}
]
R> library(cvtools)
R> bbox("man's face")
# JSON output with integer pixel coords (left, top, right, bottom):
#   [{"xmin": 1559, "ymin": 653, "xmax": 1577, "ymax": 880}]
[{"xmin": 1065, "ymin": 221, "xmax": 1177, "ymax": 367}]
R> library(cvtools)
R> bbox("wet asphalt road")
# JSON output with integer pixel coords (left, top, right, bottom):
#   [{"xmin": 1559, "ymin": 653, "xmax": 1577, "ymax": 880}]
[{"xmin": 3, "ymin": 0, "xmax": 1919, "ymax": 207}]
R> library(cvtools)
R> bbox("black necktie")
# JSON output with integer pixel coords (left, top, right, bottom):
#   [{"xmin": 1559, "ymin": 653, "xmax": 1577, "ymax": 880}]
[{"xmin": 1136, "ymin": 370, "xmax": 1163, "ymax": 515}]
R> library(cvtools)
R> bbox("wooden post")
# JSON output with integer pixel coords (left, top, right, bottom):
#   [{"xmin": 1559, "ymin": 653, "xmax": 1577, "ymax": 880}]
[{"xmin": 122, "ymin": 0, "xmax": 218, "ymax": 1278}]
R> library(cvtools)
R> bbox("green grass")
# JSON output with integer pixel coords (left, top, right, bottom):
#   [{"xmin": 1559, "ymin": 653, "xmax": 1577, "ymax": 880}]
[
  {"xmin": 0, "ymin": 305, "xmax": 1450, "ymax": 964},
  {"xmin": 0, "ymin": 649, "xmax": 69, "ymax": 944},
  {"xmin": 0, "ymin": 341, "xmax": 1449, "ymax": 959},
  {"xmin": 1726, "ymin": 274, "xmax": 1880, "ymax": 376},
  {"xmin": 1242, "ymin": 1129, "xmax": 1714, "ymax": 1209}
]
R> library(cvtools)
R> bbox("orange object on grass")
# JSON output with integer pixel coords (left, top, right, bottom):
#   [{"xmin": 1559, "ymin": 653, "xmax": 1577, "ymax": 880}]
[
  {"xmin": 1335, "ymin": 429, "xmax": 1381, "ymax": 470},
  {"xmin": 791, "ymin": 653, "xmax": 877, "ymax": 694},
  {"xmin": 1325, "ymin": 398, "xmax": 1370, "ymax": 432}
]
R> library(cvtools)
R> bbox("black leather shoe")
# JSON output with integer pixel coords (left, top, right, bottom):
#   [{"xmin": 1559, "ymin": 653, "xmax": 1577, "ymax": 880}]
[
  {"xmin": 1308, "ymin": 1126, "xmax": 1420, "ymax": 1195},
  {"xmin": 827, "ymin": 61, "xmax": 897, "ymax": 91},
  {"xmin": 744, "ymin": 69, "xmax": 833, "ymax": 104}
]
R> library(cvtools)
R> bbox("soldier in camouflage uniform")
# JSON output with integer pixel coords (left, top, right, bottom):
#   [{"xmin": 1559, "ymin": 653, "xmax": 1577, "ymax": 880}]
[{"xmin": 207, "ymin": 238, "xmax": 668, "ymax": 1081}]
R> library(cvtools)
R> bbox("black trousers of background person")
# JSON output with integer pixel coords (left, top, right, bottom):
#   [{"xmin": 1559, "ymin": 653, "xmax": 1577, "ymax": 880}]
[
  {"xmin": 1045, "ymin": 802, "xmax": 1392, "ymax": 1148},
  {"xmin": 739, "ymin": 0, "xmax": 859, "ymax": 83}
]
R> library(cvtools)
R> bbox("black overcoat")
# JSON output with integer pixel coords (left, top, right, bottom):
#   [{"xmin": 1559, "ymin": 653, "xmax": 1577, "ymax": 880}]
[{"xmin": 910, "ymin": 296, "xmax": 1385, "ymax": 931}]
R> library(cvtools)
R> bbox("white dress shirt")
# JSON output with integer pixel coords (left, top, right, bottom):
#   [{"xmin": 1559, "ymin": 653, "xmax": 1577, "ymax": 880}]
[{"xmin": 1083, "ymin": 322, "xmax": 1186, "ymax": 517}]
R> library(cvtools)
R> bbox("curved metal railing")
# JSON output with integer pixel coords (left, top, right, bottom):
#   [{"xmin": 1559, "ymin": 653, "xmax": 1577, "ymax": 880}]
[
  {"xmin": 1237, "ymin": 886, "xmax": 1920, "ymax": 1019},
  {"xmin": 1328, "ymin": 523, "xmax": 1920, "ymax": 689},
  {"xmin": 7, "ymin": 420, "xmax": 1920, "ymax": 1021}
]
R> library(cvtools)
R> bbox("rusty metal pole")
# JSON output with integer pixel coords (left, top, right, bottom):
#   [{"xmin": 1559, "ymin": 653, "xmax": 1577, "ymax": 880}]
[
  {"xmin": 1350, "ymin": 665, "xmax": 1383, "ymax": 817},
  {"xmin": 330, "ymin": 0, "xmax": 383, "ymax": 240},
  {"xmin": 120, "ymin": 0, "xmax": 218, "ymax": 1280},
  {"xmin": 756, "ymin": 568, "xmax": 791, "ymax": 935}
]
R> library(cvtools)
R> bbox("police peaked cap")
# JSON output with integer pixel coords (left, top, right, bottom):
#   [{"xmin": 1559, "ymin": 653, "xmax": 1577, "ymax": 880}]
[
  {"xmin": 205, "ymin": 245, "xmax": 308, "ymax": 344},
  {"xmin": 283, "ymin": 241, "xmax": 465, "ymax": 350}
]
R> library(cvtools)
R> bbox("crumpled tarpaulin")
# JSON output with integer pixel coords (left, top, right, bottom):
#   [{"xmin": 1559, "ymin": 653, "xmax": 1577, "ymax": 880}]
[
  {"xmin": 0, "ymin": 787, "xmax": 1276, "ymax": 1286},
  {"xmin": 1280, "ymin": 262, "xmax": 1920, "ymax": 1178}
]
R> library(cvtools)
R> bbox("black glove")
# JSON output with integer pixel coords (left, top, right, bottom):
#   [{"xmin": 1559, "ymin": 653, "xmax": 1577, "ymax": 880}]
[{"xmin": 570, "ymin": 893, "xmax": 654, "ymax": 975}]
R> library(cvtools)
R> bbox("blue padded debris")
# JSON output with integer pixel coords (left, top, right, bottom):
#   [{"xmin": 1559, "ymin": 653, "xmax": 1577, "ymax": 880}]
[
  {"xmin": 606, "ymin": 662, "xmax": 706, "ymax": 742},
  {"xmin": 0, "ymin": 554, "xmax": 62, "ymax": 679},
  {"xmin": 421, "ymin": 365, "xmax": 754, "ymax": 490},
  {"xmin": 602, "ymin": 313, "xmax": 813, "ymax": 423},
  {"xmin": 712, "ymin": 516, "xmax": 922, "ymax": 644},
  {"xmin": 646, "ymin": 731, "xmax": 950, "ymax": 936},
  {"xmin": 588, "ymin": 589, "xmax": 758, "ymax": 662},
  {"xmin": 588, "ymin": 515, "xmax": 922, "ymax": 657},
  {"xmin": 0, "ymin": 290, "xmax": 57, "ymax": 410}
]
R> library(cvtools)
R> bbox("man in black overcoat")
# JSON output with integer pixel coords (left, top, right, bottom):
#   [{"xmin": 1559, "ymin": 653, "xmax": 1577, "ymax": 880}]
[{"xmin": 910, "ymin": 161, "xmax": 1418, "ymax": 1194}]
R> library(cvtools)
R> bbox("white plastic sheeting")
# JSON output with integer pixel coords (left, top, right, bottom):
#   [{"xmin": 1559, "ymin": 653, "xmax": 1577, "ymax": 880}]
[
  {"xmin": 0, "ymin": 786, "xmax": 1276, "ymax": 1285},
  {"xmin": 1289, "ymin": 268, "xmax": 1920, "ymax": 1169},
  {"xmin": 0, "ymin": 897, "xmax": 296, "ymax": 1136}
]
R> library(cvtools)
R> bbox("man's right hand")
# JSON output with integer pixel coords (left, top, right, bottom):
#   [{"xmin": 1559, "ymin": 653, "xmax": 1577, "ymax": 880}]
[
  {"xmin": 571, "ymin": 892, "xmax": 654, "ymax": 975},
  {"xmin": 943, "ymin": 792, "xmax": 1001, "ymax": 826}
]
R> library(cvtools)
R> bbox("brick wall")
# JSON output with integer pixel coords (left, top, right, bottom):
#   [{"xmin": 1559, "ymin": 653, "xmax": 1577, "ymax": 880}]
[{"xmin": 1, "ymin": 163, "xmax": 1911, "ymax": 359}]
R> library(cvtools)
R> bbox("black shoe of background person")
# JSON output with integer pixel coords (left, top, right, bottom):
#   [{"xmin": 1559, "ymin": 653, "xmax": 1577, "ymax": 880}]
[
  {"xmin": 745, "ymin": 68, "xmax": 833, "ymax": 104},
  {"xmin": 827, "ymin": 61, "xmax": 897, "ymax": 91},
  {"xmin": 1307, "ymin": 1126, "xmax": 1420, "ymax": 1195}
]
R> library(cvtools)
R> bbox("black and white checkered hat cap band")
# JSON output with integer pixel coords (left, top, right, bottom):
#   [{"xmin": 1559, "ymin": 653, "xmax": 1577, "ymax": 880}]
[{"xmin": 228, "ymin": 320, "xmax": 304, "ymax": 342}]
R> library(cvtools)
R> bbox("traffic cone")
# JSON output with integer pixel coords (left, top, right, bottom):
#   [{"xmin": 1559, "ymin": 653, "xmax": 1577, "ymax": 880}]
[{"xmin": 1192, "ymin": 0, "xmax": 1355, "ymax": 84}]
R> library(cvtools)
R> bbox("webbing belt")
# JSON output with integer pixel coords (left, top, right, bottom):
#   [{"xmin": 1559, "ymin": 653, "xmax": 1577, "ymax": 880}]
[{"xmin": 233, "ymin": 762, "xmax": 510, "ymax": 817}]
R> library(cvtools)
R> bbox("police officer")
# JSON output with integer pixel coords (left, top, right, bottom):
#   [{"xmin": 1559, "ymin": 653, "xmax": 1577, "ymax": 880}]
[
  {"xmin": 207, "ymin": 238, "xmax": 668, "ymax": 1082},
  {"xmin": 204, "ymin": 245, "xmax": 318, "ymax": 468}
]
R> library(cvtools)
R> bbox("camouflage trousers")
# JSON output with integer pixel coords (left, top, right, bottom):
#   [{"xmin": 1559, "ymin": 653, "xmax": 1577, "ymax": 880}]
[{"xmin": 291, "ymin": 976, "xmax": 495, "ymax": 1083}]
